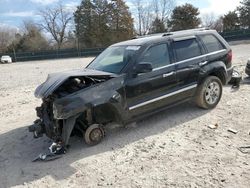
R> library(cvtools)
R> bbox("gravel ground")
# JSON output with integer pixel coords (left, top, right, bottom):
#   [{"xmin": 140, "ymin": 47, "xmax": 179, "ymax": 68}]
[{"xmin": 0, "ymin": 45, "xmax": 250, "ymax": 188}]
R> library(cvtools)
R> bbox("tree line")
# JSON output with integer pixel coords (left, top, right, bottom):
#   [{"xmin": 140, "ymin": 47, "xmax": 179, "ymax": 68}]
[{"xmin": 0, "ymin": 0, "xmax": 250, "ymax": 53}]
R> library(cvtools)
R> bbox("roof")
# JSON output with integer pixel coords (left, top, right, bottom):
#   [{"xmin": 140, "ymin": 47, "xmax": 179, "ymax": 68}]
[{"xmin": 112, "ymin": 28, "xmax": 217, "ymax": 47}]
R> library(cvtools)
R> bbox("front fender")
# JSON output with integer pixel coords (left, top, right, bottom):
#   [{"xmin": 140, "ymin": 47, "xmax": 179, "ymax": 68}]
[{"xmin": 53, "ymin": 76, "xmax": 126, "ymax": 120}]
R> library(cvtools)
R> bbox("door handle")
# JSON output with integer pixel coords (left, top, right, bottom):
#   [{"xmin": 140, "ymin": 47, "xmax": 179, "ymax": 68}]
[
  {"xmin": 199, "ymin": 61, "xmax": 208, "ymax": 66},
  {"xmin": 163, "ymin": 71, "xmax": 175, "ymax": 78}
]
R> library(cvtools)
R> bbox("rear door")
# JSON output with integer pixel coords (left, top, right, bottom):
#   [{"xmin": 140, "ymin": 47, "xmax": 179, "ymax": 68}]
[
  {"xmin": 198, "ymin": 34, "xmax": 229, "ymax": 66},
  {"xmin": 172, "ymin": 36, "xmax": 206, "ymax": 99},
  {"xmin": 125, "ymin": 42, "xmax": 178, "ymax": 117}
]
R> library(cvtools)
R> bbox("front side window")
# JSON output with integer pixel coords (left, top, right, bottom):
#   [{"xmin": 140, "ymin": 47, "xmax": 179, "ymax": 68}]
[
  {"xmin": 199, "ymin": 34, "xmax": 225, "ymax": 53},
  {"xmin": 140, "ymin": 43, "xmax": 170, "ymax": 69},
  {"xmin": 87, "ymin": 46, "xmax": 140, "ymax": 73},
  {"xmin": 173, "ymin": 38, "xmax": 202, "ymax": 62}
]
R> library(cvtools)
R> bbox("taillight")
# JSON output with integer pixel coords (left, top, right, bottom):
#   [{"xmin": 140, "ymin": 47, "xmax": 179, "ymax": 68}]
[{"xmin": 227, "ymin": 50, "xmax": 232, "ymax": 63}]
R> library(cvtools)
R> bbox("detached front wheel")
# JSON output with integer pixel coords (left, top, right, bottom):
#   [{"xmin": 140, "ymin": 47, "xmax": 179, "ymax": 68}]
[
  {"xmin": 84, "ymin": 124, "xmax": 105, "ymax": 146},
  {"xmin": 195, "ymin": 76, "xmax": 222, "ymax": 109}
]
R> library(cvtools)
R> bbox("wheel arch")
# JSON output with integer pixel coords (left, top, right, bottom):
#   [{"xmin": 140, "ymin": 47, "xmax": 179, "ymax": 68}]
[
  {"xmin": 208, "ymin": 70, "xmax": 226, "ymax": 85},
  {"xmin": 93, "ymin": 103, "xmax": 125, "ymax": 125},
  {"xmin": 199, "ymin": 61, "xmax": 227, "ymax": 85}
]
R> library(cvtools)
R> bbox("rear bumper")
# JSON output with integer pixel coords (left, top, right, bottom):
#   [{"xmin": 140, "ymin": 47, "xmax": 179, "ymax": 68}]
[{"xmin": 226, "ymin": 66, "xmax": 234, "ymax": 84}]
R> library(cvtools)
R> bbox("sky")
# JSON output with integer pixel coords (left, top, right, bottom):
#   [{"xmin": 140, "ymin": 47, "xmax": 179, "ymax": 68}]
[{"xmin": 0, "ymin": 0, "xmax": 242, "ymax": 30}]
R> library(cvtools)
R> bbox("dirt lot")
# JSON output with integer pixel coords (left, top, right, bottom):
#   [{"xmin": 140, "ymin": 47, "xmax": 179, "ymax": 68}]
[{"xmin": 0, "ymin": 44, "xmax": 250, "ymax": 188}]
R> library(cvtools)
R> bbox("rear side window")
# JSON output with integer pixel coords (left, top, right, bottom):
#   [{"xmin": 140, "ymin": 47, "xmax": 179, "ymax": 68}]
[
  {"xmin": 173, "ymin": 38, "xmax": 202, "ymax": 62},
  {"xmin": 140, "ymin": 43, "xmax": 170, "ymax": 69},
  {"xmin": 199, "ymin": 34, "xmax": 225, "ymax": 53}
]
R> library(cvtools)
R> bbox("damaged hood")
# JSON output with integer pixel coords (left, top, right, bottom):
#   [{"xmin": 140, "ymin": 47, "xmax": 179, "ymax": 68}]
[{"xmin": 35, "ymin": 68, "xmax": 115, "ymax": 98}]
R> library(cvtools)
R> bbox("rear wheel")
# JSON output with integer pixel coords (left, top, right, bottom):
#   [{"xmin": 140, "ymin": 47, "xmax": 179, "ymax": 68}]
[
  {"xmin": 195, "ymin": 76, "xmax": 222, "ymax": 109},
  {"xmin": 84, "ymin": 124, "xmax": 105, "ymax": 146}
]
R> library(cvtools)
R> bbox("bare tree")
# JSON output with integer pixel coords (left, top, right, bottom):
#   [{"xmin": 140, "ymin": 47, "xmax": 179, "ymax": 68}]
[
  {"xmin": 0, "ymin": 26, "xmax": 16, "ymax": 52},
  {"xmin": 141, "ymin": 5, "xmax": 154, "ymax": 35},
  {"xmin": 133, "ymin": 0, "xmax": 175, "ymax": 35},
  {"xmin": 202, "ymin": 13, "xmax": 223, "ymax": 32},
  {"xmin": 202, "ymin": 13, "xmax": 217, "ymax": 28},
  {"xmin": 153, "ymin": 0, "xmax": 175, "ymax": 25},
  {"xmin": 133, "ymin": 0, "xmax": 154, "ymax": 35},
  {"xmin": 133, "ymin": 0, "xmax": 143, "ymax": 35},
  {"xmin": 213, "ymin": 16, "xmax": 224, "ymax": 32},
  {"xmin": 38, "ymin": 4, "xmax": 72, "ymax": 49}
]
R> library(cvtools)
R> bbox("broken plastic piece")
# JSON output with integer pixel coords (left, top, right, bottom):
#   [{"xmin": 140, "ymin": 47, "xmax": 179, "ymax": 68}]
[
  {"xmin": 228, "ymin": 128, "xmax": 238, "ymax": 134},
  {"xmin": 49, "ymin": 142, "xmax": 66, "ymax": 155},
  {"xmin": 238, "ymin": 146, "xmax": 250, "ymax": 154},
  {"xmin": 32, "ymin": 142, "xmax": 66, "ymax": 162},
  {"xmin": 208, "ymin": 124, "xmax": 218, "ymax": 129},
  {"xmin": 228, "ymin": 70, "xmax": 242, "ymax": 88},
  {"xmin": 32, "ymin": 153, "xmax": 62, "ymax": 162}
]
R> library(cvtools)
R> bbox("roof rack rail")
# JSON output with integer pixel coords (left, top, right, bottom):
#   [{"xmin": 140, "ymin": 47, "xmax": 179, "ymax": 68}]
[
  {"xmin": 169, "ymin": 27, "xmax": 209, "ymax": 33},
  {"xmin": 132, "ymin": 33, "xmax": 166, "ymax": 39},
  {"xmin": 132, "ymin": 27, "xmax": 210, "ymax": 39},
  {"xmin": 162, "ymin": 33, "xmax": 173, "ymax": 37},
  {"xmin": 161, "ymin": 27, "xmax": 209, "ymax": 37}
]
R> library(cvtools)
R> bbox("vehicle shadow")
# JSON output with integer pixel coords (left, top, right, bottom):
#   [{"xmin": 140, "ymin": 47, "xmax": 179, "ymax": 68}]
[{"xmin": 0, "ymin": 102, "xmax": 209, "ymax": 187}]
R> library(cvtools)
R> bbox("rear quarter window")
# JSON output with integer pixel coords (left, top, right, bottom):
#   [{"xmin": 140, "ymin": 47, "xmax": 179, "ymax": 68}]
[
  {"xmin": 199, "ymin": 34, "xmax": 225, "ymax": 53},
  {"xmin": 173, "ymin": 38, "xmax": 202, "ymax": 62}
]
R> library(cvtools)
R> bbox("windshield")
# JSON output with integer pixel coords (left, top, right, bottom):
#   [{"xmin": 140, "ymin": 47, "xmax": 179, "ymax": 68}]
[{"xmin": 87, "ymin": 46, "xmax": 140, "ymax": 73}]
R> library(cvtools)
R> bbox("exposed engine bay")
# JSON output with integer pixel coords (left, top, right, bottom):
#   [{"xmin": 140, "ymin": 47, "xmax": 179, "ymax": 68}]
[
  {"xmin": 29, "ymin": 69, "xmax": 115, "ymax": 149},
  {"xmin": 53, "ymin": 76, "xmax": 108, "ymax": 98}
]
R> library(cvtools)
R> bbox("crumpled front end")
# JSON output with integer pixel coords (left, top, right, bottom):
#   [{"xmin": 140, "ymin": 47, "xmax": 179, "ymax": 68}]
[
  {"xmin": 28, "ymin": 68, "xmax": 122, "ymax": 146},
  {"xmin": 29, "ymin": 97, "xmax": 63, "ymax": 141}
]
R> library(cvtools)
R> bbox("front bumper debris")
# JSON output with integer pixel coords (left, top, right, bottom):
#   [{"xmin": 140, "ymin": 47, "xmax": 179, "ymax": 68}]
[{"xmin": 32, "ymin": 142, "xmax": 66, "ymax": 162}]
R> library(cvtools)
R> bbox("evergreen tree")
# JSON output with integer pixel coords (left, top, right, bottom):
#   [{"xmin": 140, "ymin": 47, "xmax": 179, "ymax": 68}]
[
  {"xmin": 109, "ymin": 0, "xmax": 134, "ymax": 43},
  {"xmin": 223, "ymin": 11, "xmax": 240, "ymax": 31},
  {"xmin": 168, "ymin": 3, "xmax": 201, "ymax": 31},
  {"xmin": 150, "ymin": 17, "xmax": 165, "ymax": 33},
  {"xmin": 74, "ymin": 0, "xmax": 134, "ymax": 48},
  {"xmin": 74, "ymin": 0, "xmax": 96, "ymax": 48},
  {"xmin": 237, "ymin": 0, "xmax": 250, "ymax": 29}
]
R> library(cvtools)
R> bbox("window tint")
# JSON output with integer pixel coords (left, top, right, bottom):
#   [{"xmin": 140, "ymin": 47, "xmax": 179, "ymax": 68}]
[
  {"xmin": 140, "ymin": 44, "xmax": 170, "ymax": 69},
  {"xmin": 173, "ymin": 38, "xmax": 202, "ymax": 62},
  {"xmin": 200, "ymin": 34, "xmax": 225, "ymax": 53}
]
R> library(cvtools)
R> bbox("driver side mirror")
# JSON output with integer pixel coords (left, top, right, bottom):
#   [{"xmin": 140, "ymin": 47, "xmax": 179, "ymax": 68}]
[{"xmin": 134, "ymin": 62, "xmax": 153, "ymax": 74}]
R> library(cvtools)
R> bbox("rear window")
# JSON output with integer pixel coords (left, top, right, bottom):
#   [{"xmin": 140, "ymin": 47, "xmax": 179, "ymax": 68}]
[
  {"xmin": 199, "ymin": 34, "xmax": 225, "ymax": 53},
  {"xmin": 173, "ymin": 38, "xmax": 202, "ymax": 62}
]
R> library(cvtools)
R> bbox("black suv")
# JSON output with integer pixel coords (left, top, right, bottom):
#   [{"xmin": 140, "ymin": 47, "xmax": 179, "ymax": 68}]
[{"xmin": 29, "ymin": 29, "xmax": 233, "ymax": 147}]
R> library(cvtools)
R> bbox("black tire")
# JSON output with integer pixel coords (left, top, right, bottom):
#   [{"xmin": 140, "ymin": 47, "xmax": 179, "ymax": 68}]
[
  {"xmin": 195, "ymin": 76, "xmax": 222, "ymax": 109},
  {"xmin": 84, "ymin": 124, "xmax": 105, "ymax": 146}
]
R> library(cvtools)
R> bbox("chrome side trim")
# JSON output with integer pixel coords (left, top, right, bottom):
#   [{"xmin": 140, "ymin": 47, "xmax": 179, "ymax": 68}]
[
  {"xmin": 153, "ymin": 49, "xmax": 227, "ymax": 71},
  {"xmin": 129, "ymin": 84, "xmax": 197, "ymax": 111}
]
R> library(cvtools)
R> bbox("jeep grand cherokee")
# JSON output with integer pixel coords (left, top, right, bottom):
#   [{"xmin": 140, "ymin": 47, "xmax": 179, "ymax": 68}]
[{"xmin": 29, "ymin": 28, "xmax": 233, "ymax": 147}]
